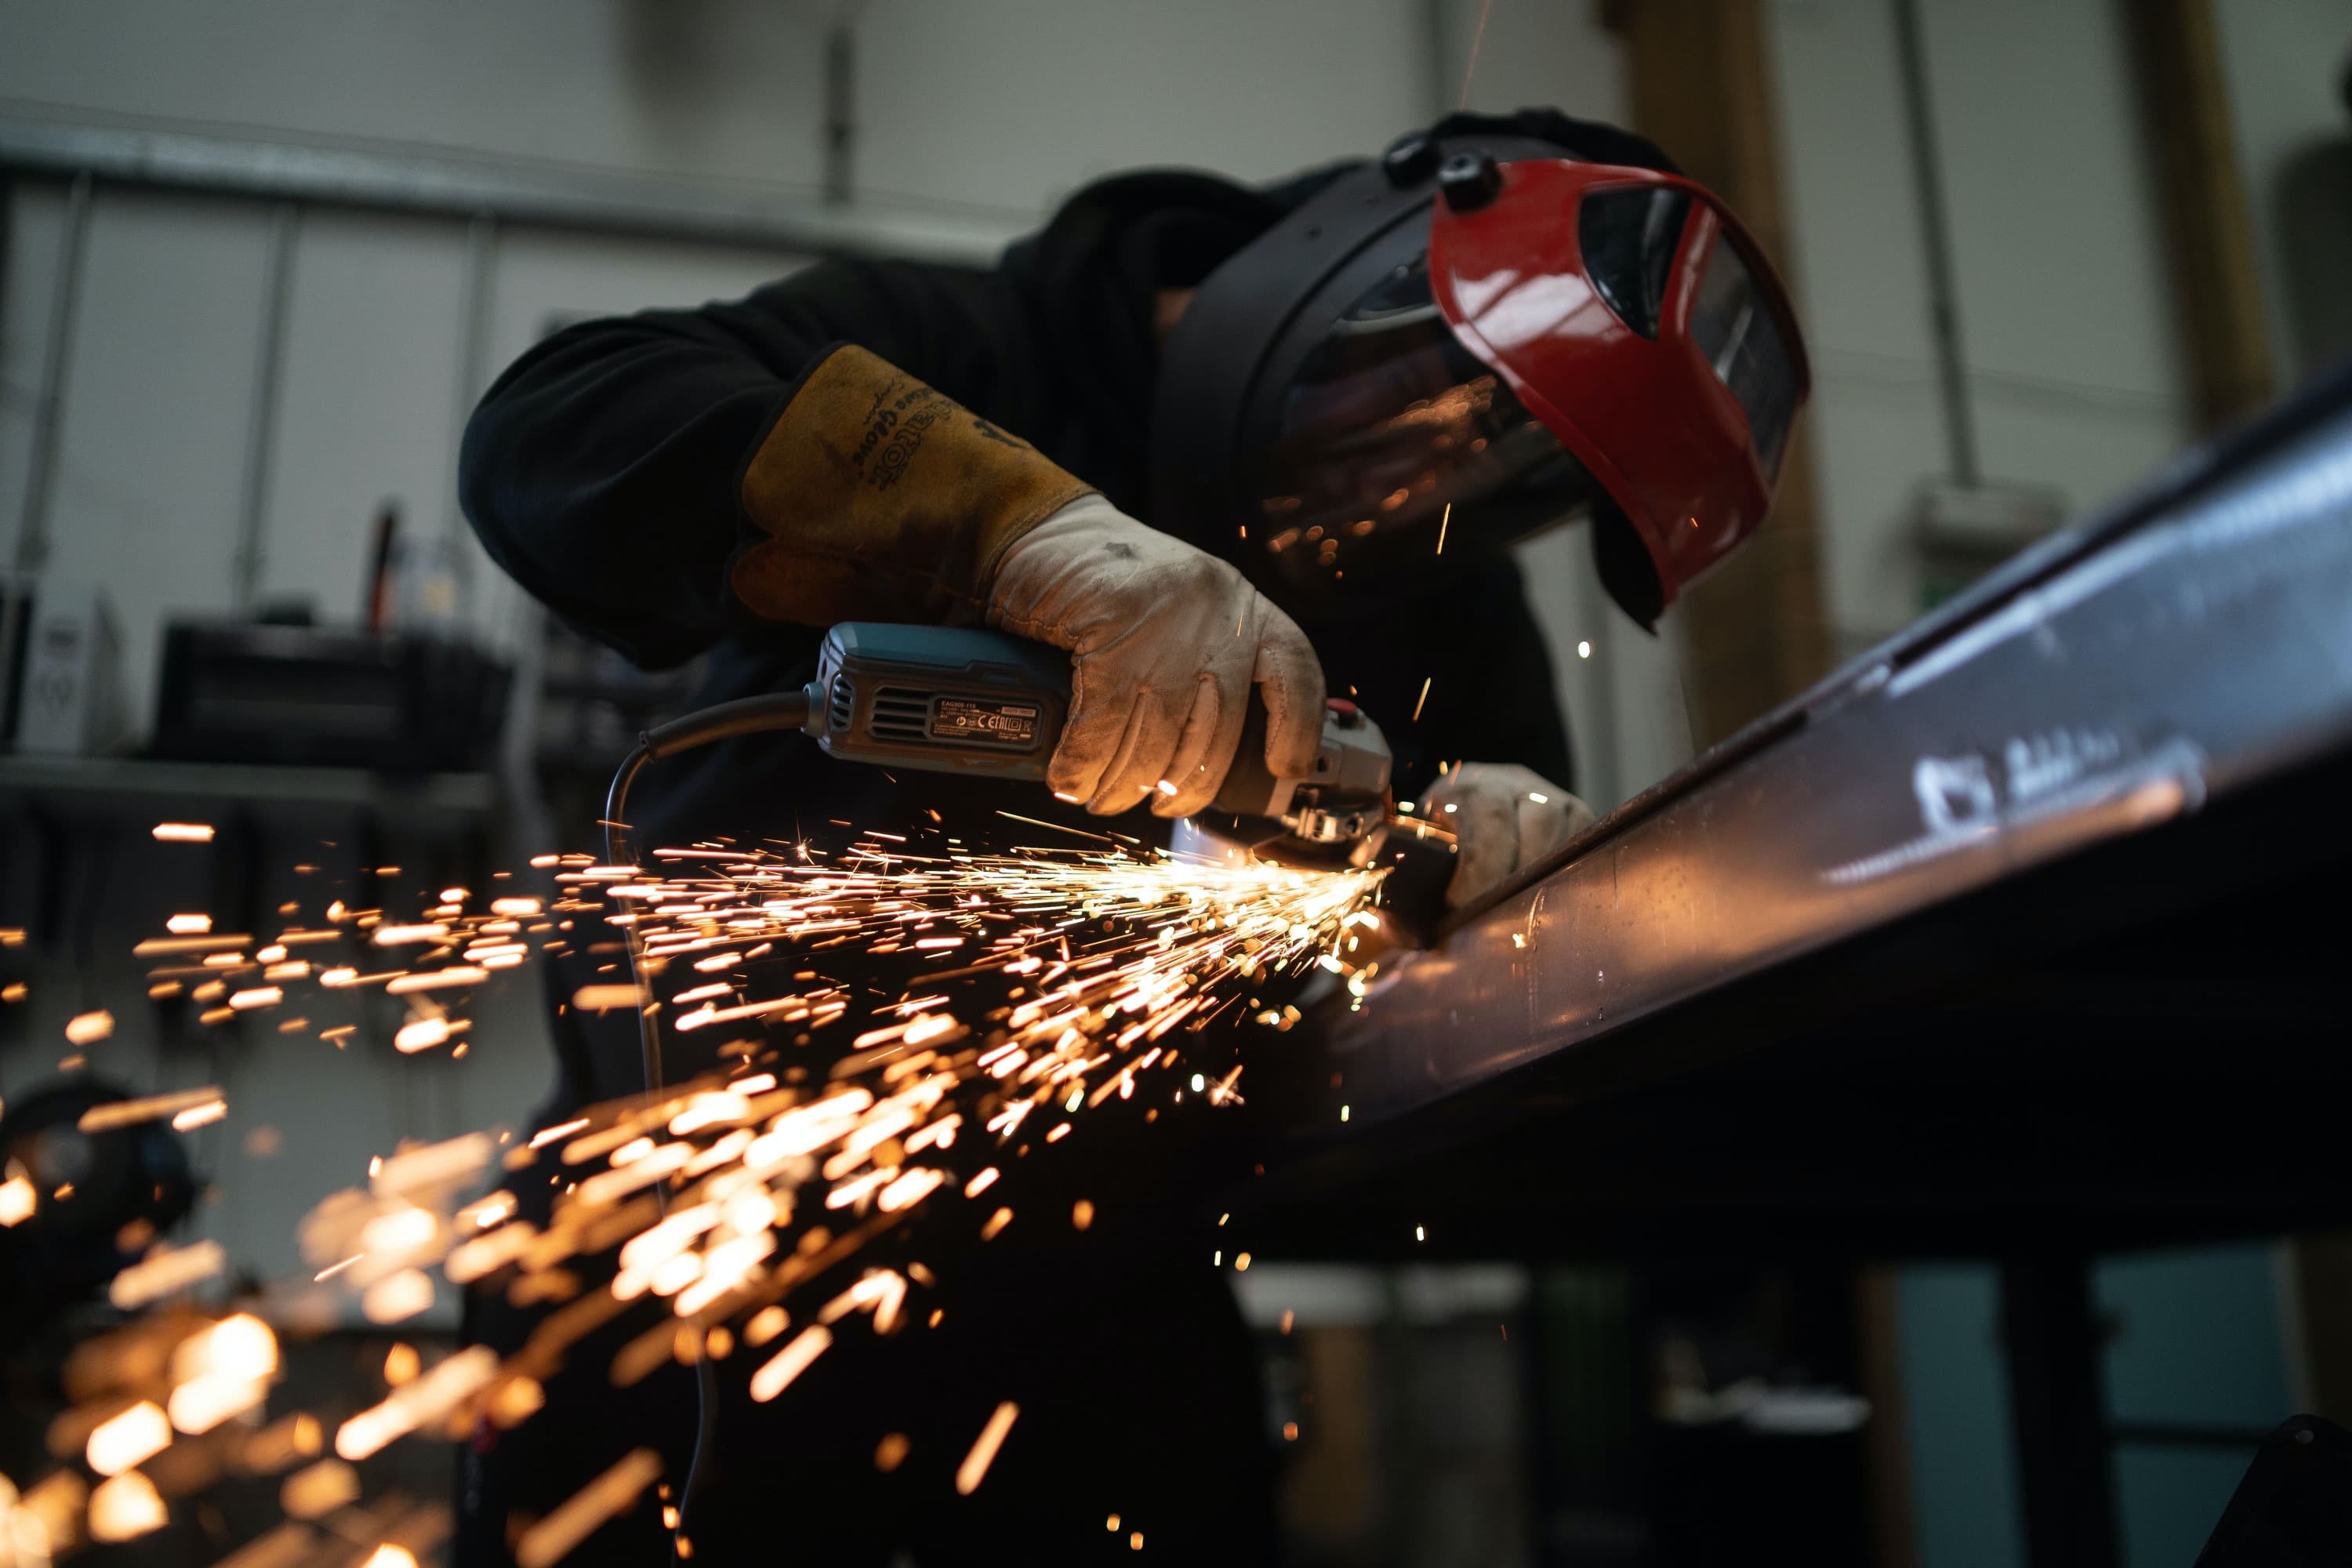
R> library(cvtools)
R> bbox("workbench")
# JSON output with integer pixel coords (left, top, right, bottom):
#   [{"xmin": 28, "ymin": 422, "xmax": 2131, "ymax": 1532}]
[{"xmin": 1252, "ymin": 359, "xmax": 2352, "ymax": 1566}]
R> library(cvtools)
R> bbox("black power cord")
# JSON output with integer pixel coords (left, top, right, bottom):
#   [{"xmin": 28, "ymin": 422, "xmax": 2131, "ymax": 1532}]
[
  {"xmin": 601, "ymin": 687, "xmax": 814, "ymax": 1563},
  {"xmin": 604, "ymin": 687, "xmax": 818, "ymax": 1090}
]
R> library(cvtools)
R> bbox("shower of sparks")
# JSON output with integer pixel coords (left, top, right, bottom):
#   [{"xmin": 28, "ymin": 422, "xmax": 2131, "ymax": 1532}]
[{"xmin": 7, "ymin": 815, "xmax": 1387, "ymax": 1559}]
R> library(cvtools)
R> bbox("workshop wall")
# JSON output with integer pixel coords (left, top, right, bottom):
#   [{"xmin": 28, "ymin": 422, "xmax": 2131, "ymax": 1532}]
[
  {"xmin": 1765, "ymin": 0, "xmax": 2197, "ymax": 655},
  {"xmin": 0, "ymin": 194, "xmax": 811, "ymax": 739},
  {"xmin": 0, "ymin": 0, "xmax": 1434, "ymax": 216}
]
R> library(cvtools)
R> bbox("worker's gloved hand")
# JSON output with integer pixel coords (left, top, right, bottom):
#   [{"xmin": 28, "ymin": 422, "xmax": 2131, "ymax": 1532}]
[
  {"xmin": 1420, "ymin": 764, "xmax": 1597, "ymax": 908},
  {"xmin": 987, "ymin": 494, "xmax": 1326, "ymax": 816}
]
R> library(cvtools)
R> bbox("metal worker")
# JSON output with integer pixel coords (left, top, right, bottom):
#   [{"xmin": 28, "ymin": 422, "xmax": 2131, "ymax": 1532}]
[{"xmin": 459, "ymin": 108, "xmax": 1806, "ymax": 1564}]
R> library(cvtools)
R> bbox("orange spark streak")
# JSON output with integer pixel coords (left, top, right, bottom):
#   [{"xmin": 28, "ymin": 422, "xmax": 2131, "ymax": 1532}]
[
  {"xmin": 515, "ymin": 1448, "xmax": 662, "ymax": 1568},
  {"xmin": 748, "ymin": 1326, "xmax": 833, "ymax": 1402},
  {"xmin": 80, "ymin": 1087, "xmax": 226, "ymax": 1132},
  {"xmin": 955, "ymin": 1402, "xmax": 1020, "ymax": 1495}
]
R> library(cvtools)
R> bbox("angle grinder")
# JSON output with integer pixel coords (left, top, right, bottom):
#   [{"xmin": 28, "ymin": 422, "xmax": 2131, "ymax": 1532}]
[
  {"xmin": 614, "ymin": 622, "xmax": 1417, "ymax": 858},
  {"xmin": 822, "ymin": 623, "xmax": 1399, "ymax": 863}
]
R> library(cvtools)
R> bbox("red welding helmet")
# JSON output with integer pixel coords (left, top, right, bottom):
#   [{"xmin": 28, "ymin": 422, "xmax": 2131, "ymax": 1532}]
[{"xmin": 1151, "ymin": 120, "xmax": 1809, "ymax": 626}]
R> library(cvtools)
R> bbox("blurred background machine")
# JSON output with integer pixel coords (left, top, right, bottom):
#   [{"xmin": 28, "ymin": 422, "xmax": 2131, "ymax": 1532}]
[
  {"xmin": 150, "ymin": 618, "xmax": 507, "ymax": 773},
  {"xmin": 3, "ymin": 578, "xmax": 127, "ymax": 757}
]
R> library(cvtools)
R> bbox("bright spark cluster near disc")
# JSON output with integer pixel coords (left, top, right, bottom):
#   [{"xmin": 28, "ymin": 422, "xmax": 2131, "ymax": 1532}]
[{"xmin": 0, "ymin": 817, "xmax": 1390, "ymax": 1563}]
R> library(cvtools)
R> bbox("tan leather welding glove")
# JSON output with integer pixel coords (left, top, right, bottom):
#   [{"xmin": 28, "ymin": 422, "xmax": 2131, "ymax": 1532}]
[
  {"xmin": 1420, "ymin": 764, "xmax": 1597, "ymax": 907},
  {"xmin": 988, "ymin": 493, "xmax": 1326, "ymax": 818},
  {"xmin": 731, "ymin": 345, "xmax": 1094, "ymax": 626}
]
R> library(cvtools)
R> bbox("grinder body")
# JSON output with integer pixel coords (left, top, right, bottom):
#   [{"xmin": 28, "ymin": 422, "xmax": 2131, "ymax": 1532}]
[{"xmin": 809, "ymin": 622, "xmax": 1394, "ymax": 861}]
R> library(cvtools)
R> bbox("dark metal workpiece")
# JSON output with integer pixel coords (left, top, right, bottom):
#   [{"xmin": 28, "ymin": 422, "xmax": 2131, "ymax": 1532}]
[
  {"xmin": 1247, "ymin": 358, "xmax": 2352, "ymax": 1568},
  {"xmin": 1312, "ymin": 354, "xmax": 2352, "ymax": 1156}
]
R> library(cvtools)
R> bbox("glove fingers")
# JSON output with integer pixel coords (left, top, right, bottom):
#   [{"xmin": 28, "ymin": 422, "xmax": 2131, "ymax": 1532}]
[
  {"xmin": 1152, "ymin": 674, "xmax": 1243, "ymax": 818},
  {"xmin": 994, "ymin": 502, "xmax": 1335, "ymax": 812},
  {"xmin": 1517, "ymin": 797, "xmax": 1574, "ymax": 865},
  {"xmin": 1425, "ymin": 764, "xmax": 1594, "ymax": 906},
  {"xmin": 1520, "ymin": 791, "xmax": 1599, "ymax": 864},
  {"xmin": 1443, "ymin": 787, "xmax": 1520, "ymax": 907},
  {"xmin": 1566, "ymin": 793, "xmax": 1599, "ymax": 836},
  {"xmin": 1047, "ymin": 659, "xmax": 1137, "ymax": 804},
  {"xmin": 1086, "ymin": 688, "xmax": 1183, "ymax": 815},
  {"xmin": 1251, "ymin": 601, "xmax": 1327, "ymax": 781}
]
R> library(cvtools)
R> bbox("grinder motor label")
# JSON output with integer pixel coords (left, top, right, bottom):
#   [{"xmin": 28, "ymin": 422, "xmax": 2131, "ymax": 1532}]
[{"xmin": 931, "ymin": 697, "xmax": 1042, "ymax": 748}]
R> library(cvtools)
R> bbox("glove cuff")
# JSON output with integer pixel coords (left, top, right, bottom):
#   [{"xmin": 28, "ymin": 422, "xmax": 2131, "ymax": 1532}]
[{"xmin": 730, "ymin": 344, "xmax": 1095, "ymax": 626}]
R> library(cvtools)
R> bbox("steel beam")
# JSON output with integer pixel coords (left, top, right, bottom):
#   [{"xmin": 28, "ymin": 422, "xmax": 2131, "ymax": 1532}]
[{"xmin": 1323, "ymin": 360, "xmax": 2352, "ymax": 1131}]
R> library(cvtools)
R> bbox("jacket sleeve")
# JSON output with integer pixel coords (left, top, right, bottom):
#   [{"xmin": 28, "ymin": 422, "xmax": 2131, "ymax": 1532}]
[{"xmin": 458, "ymin": 259, "xmax": 1080, "ymax": 668}]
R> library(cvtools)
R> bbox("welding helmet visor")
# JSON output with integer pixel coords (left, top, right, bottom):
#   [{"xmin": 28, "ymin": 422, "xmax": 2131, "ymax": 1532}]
[
  {"xmin": 1246, "ymin": 255, "xmax": 1604, "ymax": 592},
  {"xmin": 1152, "ymin": 133, "xmax": 1809, "ymax": 627}
]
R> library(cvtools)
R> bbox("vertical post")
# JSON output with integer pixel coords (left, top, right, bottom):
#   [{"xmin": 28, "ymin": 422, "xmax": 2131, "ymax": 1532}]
[
  {"xmin": 13, "ymin": 170, "xmax": 93, "ymax": 575},
  {"xmin": 1517, "ymin": 1267, "xmax": 1564, "ymax": 1566},
  {"xmin": 2, "ymin": 172, "xmax": 93, "ymax": 745},
  {"xmin": 231, "ymin": 201, "xmax": 298, "ymax": 610},
  {"xmin": 823, "ymin": 15, "xmax": 857, "ymax": 207},
  {"xmin": 2119, "ymin": 0, "xmax": 2274, "ymax": 430},
  {"xmin": 1604, "ymin": 0, "xmax": 1833, "ymax": 745},
  {"xmin": 1424, "ymin": 0, "xmax": 1464, "ymax": 118},
  {"xmin": 1854, "ymin": 1265, "xmax": 1921, "ymax": 1568},
  {"xmin": 1374, "ymin": 1271, "xmax": 1423, "ymax": 1566},
  {"xmin": 1577, "ymin": 564, "xmax": 1626, "ymax": 809},
  {"xmin": 444, "ymin": 212, "xmax": 498, "ymax": 644},
  {"xmin": 2000, "ymin": 1253, "xmax": 2121, "ymax": 1568},
  {"xmin": 447, "ymin": 211, "xmax": 497, "ymax": 545},
  {"xmin": 2287, "ymin": 1234, "xmax": 2352, "ymax": 1423},
  {"xmin": 1889, "ymin": 0, "xmax": 1980, "ymax": 488}
]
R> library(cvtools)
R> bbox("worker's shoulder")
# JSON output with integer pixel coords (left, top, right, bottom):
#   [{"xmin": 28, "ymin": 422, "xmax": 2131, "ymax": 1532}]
[
  {"xmin": 1021, "ymin": 165, "xmax": 1292, "ymax": 248},
  {"xmin": 724, "ymin": 252, "xmax": 1007, "ymax": 344},
  {"xmin": 761, "ymin": 252, "xmax": 995, "ymax": 301}
]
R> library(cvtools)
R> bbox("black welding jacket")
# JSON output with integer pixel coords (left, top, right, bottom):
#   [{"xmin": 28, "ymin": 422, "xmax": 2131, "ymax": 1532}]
[{"xmin": 455, "ymin": 125, "xmax": 1592, "ymax": 1566}]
